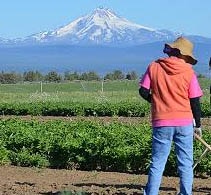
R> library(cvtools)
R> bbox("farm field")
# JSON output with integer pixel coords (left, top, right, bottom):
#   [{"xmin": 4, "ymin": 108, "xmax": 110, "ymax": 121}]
[
  {"xmin": 0, "ymin": 117, "xmax": 210, "ymax": 194},
  {"xmin": 0, "ymin": 80, "xmax": 140, "ymax": 107},
  {"xmin": 0, "ymin": 78, "xmax": 209, "ymax": 104},
  {"xmin": 0, "ymin": 79, "xmax": 210, "ymax": 194}
]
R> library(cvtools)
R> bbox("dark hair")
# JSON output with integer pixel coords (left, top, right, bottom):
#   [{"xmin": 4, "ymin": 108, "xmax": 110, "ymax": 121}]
[
  {"xmin": 164, "ymin": 44, "xmax": 194, "ymax": 64},
  {"xmin": 163, "ymin": 44, "xmax": 180, "ymax": 56},
  {"xmin": 177, "ymin": 54, "xmax": 194, "ymax": 64},
  {"xmin": 165, "ymin": 47, "xmax": 180, "ymax": 57}
]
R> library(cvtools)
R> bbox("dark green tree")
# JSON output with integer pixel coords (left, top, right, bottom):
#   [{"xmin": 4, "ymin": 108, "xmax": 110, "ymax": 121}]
[
  {"xmin": 104, "ymin": 73, "xmax": 114, "ymax": 80},
  {"xmin": 126, "ymin": 71, "xmax": 138, "ymax": 80},
  {"xmin": 44, "ymin": 71, "xmax": 62, "ymax": 82},
  {"xmin": 104, "ymin": 70, "xmax": 125, "ymax": 80},
  {"xmin": 0, "ymin": 72, "xmax": 20, "ymax": 84},
  {"xmin": 86, "ymin": 71, "xmax": 100, "ymax": 81},
  {"xmin": 113, "ymin": 70, "xmax": 124, "ymax": 80},
  {"xmin": 64, "ymin": 71, "xmax": 80, "ymax": 81},
  {"xmin": 23, "ymin": 71, "xmax": 43, "ymax": 82}
]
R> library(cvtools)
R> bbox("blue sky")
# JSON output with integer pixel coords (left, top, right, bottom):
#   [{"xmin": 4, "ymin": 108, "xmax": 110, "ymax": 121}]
[{"xmin": 1, "ymin": 0, "xmax": 211, "ymax": 39}]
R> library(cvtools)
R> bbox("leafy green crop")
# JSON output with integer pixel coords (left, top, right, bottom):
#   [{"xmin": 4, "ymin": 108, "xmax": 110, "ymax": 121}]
[
  {"xmin": 0, "ymin": 101, "xmax": 151, "ymax": 117},
  {"xmin": 0, "ymin": 118, "xmax": 210, "ymax": 176}
]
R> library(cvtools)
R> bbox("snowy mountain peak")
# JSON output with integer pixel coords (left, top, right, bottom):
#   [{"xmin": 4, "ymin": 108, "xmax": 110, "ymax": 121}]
[
  {"xmin": 23, "ymin": 7, "xmax": 179, "ymax": 46},
  {"xmin": 91, "ymin": 7, "xmax": 118, "ymax": 19}
]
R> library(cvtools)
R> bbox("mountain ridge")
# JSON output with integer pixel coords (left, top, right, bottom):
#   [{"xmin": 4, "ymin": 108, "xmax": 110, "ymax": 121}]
[
  {"xmin": 1, "ymin": 7, "xmax": 211, "ymax": 46},
  {"xmin": 0, "ymin": 7, "xmax": 210, "ymax": 75},
  {"xmin": 1, "ymin": 7, "xmax": 182, "ymax": 46}
]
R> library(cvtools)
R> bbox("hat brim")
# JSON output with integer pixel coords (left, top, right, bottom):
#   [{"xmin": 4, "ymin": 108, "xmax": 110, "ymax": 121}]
[
  {"xmin": 164, "ymin": 43, "xmax": 197, "ymax": 65},
  {"xmin": 183, "ymin": 55, "xmax": 197, "ymax": 65}
]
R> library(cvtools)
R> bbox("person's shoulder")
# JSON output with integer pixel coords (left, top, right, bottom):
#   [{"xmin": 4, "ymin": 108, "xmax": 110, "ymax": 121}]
[
  {"xmin": 149, "ymin": 57, "xmax": 165, "ymax": 68},
  {"xmin": 154, "ymin": 57, "xmax": 171, "ymax": 63}
]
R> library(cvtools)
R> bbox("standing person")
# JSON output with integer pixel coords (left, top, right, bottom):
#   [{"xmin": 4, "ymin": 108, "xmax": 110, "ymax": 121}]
[{"xmin": 139, "ymin": 37, "xmax": 203, "ymax": 195}]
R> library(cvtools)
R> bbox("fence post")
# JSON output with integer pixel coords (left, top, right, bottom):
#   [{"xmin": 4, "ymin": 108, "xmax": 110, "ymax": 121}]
[
  {"xmin": 101, "ymin": 79, "xmax": 104, "ymax": 92},
  {"xmin": 40, "ymin": 81, "xmax": 43, "ymax": 93}
]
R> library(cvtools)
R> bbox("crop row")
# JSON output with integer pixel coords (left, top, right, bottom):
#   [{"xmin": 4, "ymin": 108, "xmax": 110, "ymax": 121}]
[
  {"xmin": 0, "ymin": 101, "xmax": 150, "ymax": 117},
  {"xmin": 0, "ymin": 118, "xmax": 210, "ymax": 176},
  {"xmin": 0, "ymin": 100, "xmax": 210, "ymax": 117}
]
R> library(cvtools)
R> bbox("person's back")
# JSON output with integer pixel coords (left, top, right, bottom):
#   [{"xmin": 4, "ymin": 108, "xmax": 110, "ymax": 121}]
[
  {"xmin": 139, "ymin": 37, "xmax": 203, "ymax": 195},
  {"xmin": 149, "ymin": 56, "xmax": 194, "ymax": 121}
]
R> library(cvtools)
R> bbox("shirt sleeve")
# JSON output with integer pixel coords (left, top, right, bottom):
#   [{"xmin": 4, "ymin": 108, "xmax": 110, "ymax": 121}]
[
  {"xmin": 188, "ymin": 73, "xmax": 203, "ymax": 98},
  {"xmin": 139, "ymin": 68, "xmax": 150, "ymax": 89}
]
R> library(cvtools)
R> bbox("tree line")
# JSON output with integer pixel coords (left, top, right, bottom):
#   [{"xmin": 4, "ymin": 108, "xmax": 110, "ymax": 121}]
[{"xmin": 0, "ymin": 70, "xmax": 138, "ymax": 84}]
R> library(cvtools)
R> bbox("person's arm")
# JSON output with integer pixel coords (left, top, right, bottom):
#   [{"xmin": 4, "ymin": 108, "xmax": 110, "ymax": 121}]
[
  {"xmin": 139, "ymin": 67, "xmax": 151, "ymax": 103},
  {"xmin": 190, "ymin": 97, "xmax": 201, "ymax": 128},
  {"xmin": 139, "ymin": 86, "xmax": 151, "ymax": 103},
  {"xmin": 188, "ymin": 73, "xmax": 203, "ymax": 130}
]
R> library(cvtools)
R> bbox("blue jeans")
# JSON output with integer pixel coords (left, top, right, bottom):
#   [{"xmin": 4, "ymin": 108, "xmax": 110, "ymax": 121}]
[{"xmin": 144, "ymin": 124, "xmax": 194, "ymax": 195}]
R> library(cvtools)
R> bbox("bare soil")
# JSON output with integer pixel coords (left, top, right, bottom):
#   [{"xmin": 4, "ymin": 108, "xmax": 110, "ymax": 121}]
[
  {"xmin": 0, "ymin": 116, "xmax": 210, "ymax": 194},
  {"xmin": 0, "ymin": 165, "xmax": 211, "ymax": 195}
]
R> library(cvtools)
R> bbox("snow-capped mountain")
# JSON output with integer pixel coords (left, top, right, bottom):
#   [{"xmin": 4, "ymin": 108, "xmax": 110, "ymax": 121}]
[
  {"xmin": 22, "ymin": 7, "xmax": 180, "ymax": 46},
  {"xmin": 0, "ymin": 37, "xmax": 12, "ymax": 45},
  {"xmin": 0, "ymin": 7, "xmax": 211, "ymax": 75}
]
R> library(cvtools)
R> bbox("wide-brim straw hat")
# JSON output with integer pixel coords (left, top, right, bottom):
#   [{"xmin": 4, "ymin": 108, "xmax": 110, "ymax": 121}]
[{"xmin": 165, "ymin": 36, "xmax": 197, "ymax": 65}]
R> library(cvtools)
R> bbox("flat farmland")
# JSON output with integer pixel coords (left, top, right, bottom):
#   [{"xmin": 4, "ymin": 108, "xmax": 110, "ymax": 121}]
[{"xmin": 0, "ymin": 78, "xmax": 210, "ymax": 194}]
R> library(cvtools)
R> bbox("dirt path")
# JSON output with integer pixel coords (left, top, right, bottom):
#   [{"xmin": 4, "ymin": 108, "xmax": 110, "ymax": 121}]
[{"xmin": 0, "ymin": 166, "xmax": 210, "ymax": 195}]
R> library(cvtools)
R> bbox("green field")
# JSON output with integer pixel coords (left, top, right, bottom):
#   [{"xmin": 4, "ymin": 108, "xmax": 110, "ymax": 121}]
[
  {"xmin": 0, "ymin": 78, "xmax": 210, "ymax": 175},
  {"xmin": 0, "ymin": 78, "xmax": 210, "ymax": 117},
  {"xmin": 0, "ymin": 78, "xmax": 209, "ymax": 103},
  {"xmin": 0, "ymin": 80, "xmax": 140, "ymax": 103},
  {"xmin": 0, "ymin": 118, "xmax": 210, "ymax": 175}
]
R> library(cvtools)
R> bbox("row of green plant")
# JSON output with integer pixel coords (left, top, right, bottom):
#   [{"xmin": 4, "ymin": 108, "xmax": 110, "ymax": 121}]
[
  {"xmin": 0, "ymin": 100, "xmax": 210, "ymax": 117},
  {"xmin": 0, "ymin": 101, "xmax": 150, "ymax": 117},
  {"xmin": 0, "ymin": 118, "xmax": 210, "ymax": 176}
]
